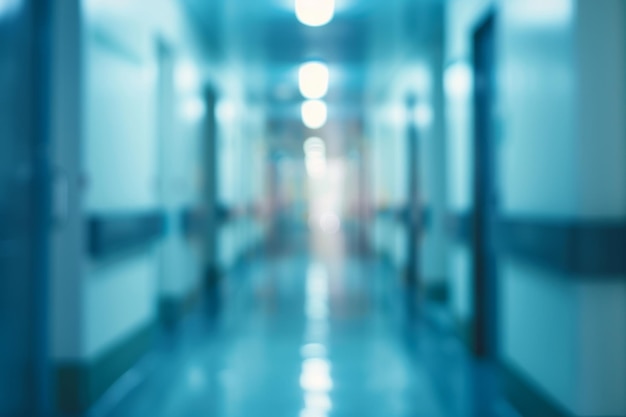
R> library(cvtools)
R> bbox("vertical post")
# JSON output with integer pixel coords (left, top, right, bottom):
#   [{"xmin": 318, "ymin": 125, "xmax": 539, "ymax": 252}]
[{"xmin": 202, "ymin": 89, "xmax": 219, "ymax": 287}]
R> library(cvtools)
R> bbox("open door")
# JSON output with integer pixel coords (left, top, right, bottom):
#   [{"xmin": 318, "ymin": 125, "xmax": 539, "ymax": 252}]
[{"xmin": 471, "ymin": 12, "xmax": 498, "ymax": 358}]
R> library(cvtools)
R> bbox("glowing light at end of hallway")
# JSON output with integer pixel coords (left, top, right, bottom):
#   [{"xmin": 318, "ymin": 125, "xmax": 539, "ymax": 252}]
[
  {"xmin": 304, "ymin": 137, "xmax": 326, "ymax": 154},
  {"xmin": 301, "ymin": 343, "xmax": 328, "ymax": 358},
  {"xmin": 444, "ymin": 62, "xmax": 473, "ymax": 99},
  {"xmin": 302, "ymin": 100, "xmax": 328, "ymax": 129},
  {"xmin": 295, "ymin": 0, "xmax": 334, "ymax": 27},
  {"xmin": 305, "ymin": 392, "xmax": 333, "ymax": 411},
  {"xmin": 299, "ymin": 62, "xmax": 330, "ymax": 99},
  {"xmin": 319, "ymin": 212, "xmax": 340, "ymax": 234},
  {"xmin": 414, "ymin": 103, "xmax": 434, "ymax": 128},
  {"xmin": 300, "ymin": 409, "xmax": 327, "ymax": 417},
  {"xmin": 304, "ymin": 137, "xmax": 327, "ymax": 179}
]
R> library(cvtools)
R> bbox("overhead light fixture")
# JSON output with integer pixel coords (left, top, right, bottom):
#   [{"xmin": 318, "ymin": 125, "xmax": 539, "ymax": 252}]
[
  {"xmin": 299, "ymin": 62, "xmax": 329, "ymax": 99},
  {"xmin": 295, "ymin": 0, "xmax": 334, "ymax": 27},
  {"xmin": 301, "ymin": 100, "xmax": 327, "ymax": 129}
]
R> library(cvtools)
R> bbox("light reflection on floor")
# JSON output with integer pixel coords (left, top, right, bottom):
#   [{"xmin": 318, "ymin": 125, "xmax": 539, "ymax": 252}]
[{"xmin": 95, "ymin": 236, "xmax": 515, "ymax": 417}]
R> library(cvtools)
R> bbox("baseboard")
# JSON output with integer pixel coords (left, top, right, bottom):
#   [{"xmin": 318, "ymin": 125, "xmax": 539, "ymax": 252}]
[
  {"xmin": 55, "ymin": 322, "xmax": 155, "ymax": 413},
  {"xmin": 500, "ymin": 361, "xmax": 572, "ymax": 417}
]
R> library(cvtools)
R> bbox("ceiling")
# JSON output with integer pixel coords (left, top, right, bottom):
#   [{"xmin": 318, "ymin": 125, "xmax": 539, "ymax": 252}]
[{"xmin": 181, "ymin": 0, "xmax": 444, "ymax": 153}]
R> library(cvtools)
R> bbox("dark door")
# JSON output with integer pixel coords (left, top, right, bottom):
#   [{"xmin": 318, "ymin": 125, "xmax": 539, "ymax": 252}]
[
  {"xmin": 0, "ymin": 0, "xmax": 49, "ymax": 415},
  {"xmin": 201, "ymin": 89, "xmax": 219, "ymax": 285},
  {"xmin": 471, "ymin": 12, "xmax": 498, "ymax": 358}
]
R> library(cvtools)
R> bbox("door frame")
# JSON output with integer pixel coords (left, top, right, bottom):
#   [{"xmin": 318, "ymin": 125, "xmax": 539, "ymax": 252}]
[{"xmin": 471, "ymin": 11, "xmax": 498, "ymax": 358}]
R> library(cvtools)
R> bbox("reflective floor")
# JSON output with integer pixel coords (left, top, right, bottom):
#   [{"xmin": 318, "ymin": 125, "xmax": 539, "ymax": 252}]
[{"xmin": 94, "ymin": 236, "xmax": 517, "ymax": 417}]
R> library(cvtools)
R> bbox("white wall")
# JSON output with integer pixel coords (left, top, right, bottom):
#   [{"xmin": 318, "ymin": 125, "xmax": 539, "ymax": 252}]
[
  {"xmin": 444, "ymin": 0, "xmax": 491, "ymax": 334},
  {"xmin": 367, "ymin": 34, "xmax": 449, "ymax": 291},
  {"xmin": 49, "ymin": 0, "xmax": 207, "ymax": 363},
  {"xmin": 82, "ymin": 7, "xmax": 160, "ymax": 360},
  {"xmin": 446, "ymin": 0, "xmax": 626, "ymax": 414},
  {"xmin": 215, "ymin": 82, "xmax": 267, "ymax": 271}
]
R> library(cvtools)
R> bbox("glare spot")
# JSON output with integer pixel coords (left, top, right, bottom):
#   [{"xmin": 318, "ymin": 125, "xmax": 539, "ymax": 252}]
[
  {"xmin": 300, "ymin": 358, "xmax": 333, "ymax": 391},
  {"xmin": 0, "ymin": 0, "xmax": 20, "ymax": 18},
  {"xmin": 299, "ymin": 61, "xmax": 330, "ymax": 99},
  {"xmin": 306, "ymin": 299, "xmax": 329, "ymax": 319},
  {"xmin": 300, "ymin": 409, "xmax": 327, "ymax": 417},
  {"xmin": 295, "ymin": 0, "xmax": 335, "ymax": 27},
  {"xmin": 305, "ymin": 392, "xmax": 333, "ymax": 411},
  {"xmin": 302, "ymin": 100, "xmax": 328, "ymax": 129},
  {"xmin": 300, "ymin": 343, "xmax": 328, "ymax": 358}
]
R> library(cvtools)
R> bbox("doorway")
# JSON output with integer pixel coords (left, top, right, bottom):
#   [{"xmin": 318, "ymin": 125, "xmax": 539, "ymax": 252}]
[
  {"xmin": 471, "ymin": 12, "xmax": 498, "ymax": 358},
  {"xmin": 0, "ymin": 0, "xmax": 50, "ymax": 414}
]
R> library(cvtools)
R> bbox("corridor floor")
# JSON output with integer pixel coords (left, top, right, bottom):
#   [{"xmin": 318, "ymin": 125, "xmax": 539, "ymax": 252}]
[{"xmin": 95, "ymin": 252, "xmax": 516, "ymax": 417}]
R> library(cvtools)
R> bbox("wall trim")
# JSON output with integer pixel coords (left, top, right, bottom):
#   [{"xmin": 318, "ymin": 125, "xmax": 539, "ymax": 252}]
[
  {"xmin": 500, "ymin": 361, "xmax": 572, "ymax": 417},
  {"xmin": 497, "ymin": 218, "xmax": 626, "ymax": 277},
  {"xmin": 447, "ymin": 212, "xmax": 626, "ymax": 276},
  {"xmin": 88, "ymin": 211, "xmax": 165, "ymax": 259},
  {"xmin": 55, "ymin": 322, "xmax": 155, "ymax": 412}
]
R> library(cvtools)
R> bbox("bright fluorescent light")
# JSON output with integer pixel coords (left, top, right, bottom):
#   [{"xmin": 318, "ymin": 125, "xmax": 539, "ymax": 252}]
[
  {"xmin": 295, "ymin": 0, "xmax": 334, "ymax": 27},
  {"xmin": 302, "ymin": 100, "xmax": 327, "ymax": 129},
  {"xmin": 299, "ymin": 62, "xmax": 329, "ymax": 99}
]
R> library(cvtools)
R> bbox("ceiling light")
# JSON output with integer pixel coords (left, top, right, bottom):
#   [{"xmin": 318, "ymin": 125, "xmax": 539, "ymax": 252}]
[
  {"xmin": 299, "ymin": 62, "xmax": 329, "ymax": 99},
  {"xmin": 295, "ymin": 0, "xmax": 334, "ymax": 27},
  {"xmin": 301, "ymin": 100, "xmax": 327, "ymax": 129}
]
